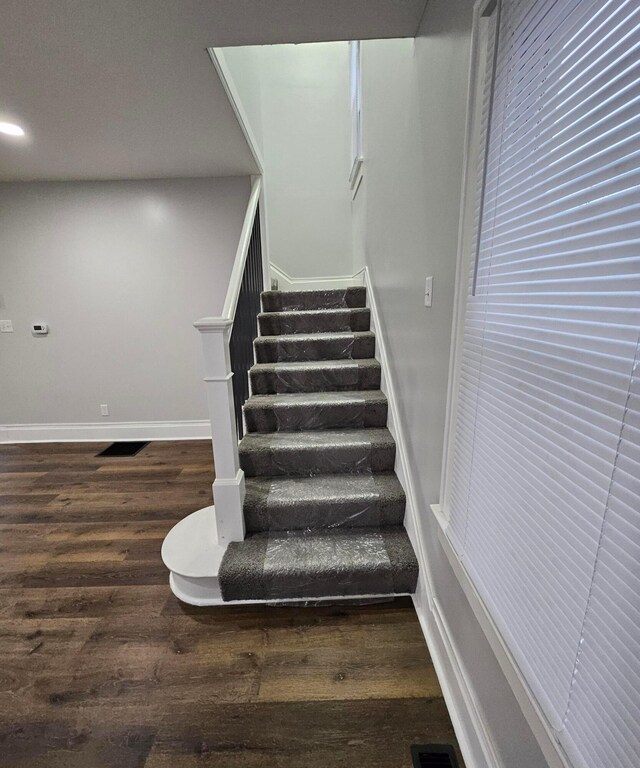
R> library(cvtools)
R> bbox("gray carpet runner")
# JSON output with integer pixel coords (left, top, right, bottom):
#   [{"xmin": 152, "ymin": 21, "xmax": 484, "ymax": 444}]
[{"xmin": 218, "ymin": 286, "xmax": 419, "ymax": 601}]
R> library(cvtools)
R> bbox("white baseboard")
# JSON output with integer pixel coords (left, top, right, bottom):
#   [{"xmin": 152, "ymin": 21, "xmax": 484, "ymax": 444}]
[
  {"xmin": 363, "ymin": 266, "xmax": 502, "ymax": 768},
  {"xmin": 270, "ymin": 262, "xmax": 365, "ymax": 292},
  {"xmin": 0, "ymin": 419, "xmax": 211, "ymax": 444},
  {"xmin": 414, "ymin": 583, "xmax": 504, "ymax": 768}
]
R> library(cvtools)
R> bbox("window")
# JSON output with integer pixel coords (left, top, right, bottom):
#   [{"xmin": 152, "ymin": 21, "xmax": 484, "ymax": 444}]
[
  {"xmin": 443, "ymin": 1, "xmax": 640, "ymax": 767},
  {"xmin": 349, "ymin": 40, "xmax": 363, "ymax": 188}
]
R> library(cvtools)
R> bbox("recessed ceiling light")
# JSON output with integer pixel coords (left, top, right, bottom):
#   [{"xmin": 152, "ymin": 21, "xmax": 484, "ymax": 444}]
[{"xmin": 0, "ymin": 122, "xmax": 25, "ymax": 137}]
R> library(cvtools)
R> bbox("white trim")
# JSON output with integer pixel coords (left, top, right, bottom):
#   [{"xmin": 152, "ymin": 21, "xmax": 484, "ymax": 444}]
[
  {"xmin": 169, "ymin": 573, "xmax": 411, "ymax": 608},
  {"xmin": 257, "ymin": 174, "xmax": 271, "ymax": 290},
  {"xmin": 363, "ymin": 266, "xmax": 501, "ymax": 768},
  {"xmin": 0, "ymin": 420, "xmax": 211, "ymax": 444},
  {"xmin": 207, "ymin": 48, "xmax": 271, "ymax": 273},
  {"xmin": 363, "ymin": 267, "xmax": 433, "ymax": 602},
  {"xmin": 270, "ymin": 262, "xmax": 365, "ymax": 292},
  {"xmin": 415, "ymin": 582, "xmax": 506, "ymax": 768},
  {"xmin": 432, "ymin": 504, "xmax": 572, "ymax": 768},
  {"xmin": 208, "ymin": 48, "xmax": 264, "ymax": 174},
  {"xmin": 440, "ymin": 0, "xmax": 495, "ymax": 517}
]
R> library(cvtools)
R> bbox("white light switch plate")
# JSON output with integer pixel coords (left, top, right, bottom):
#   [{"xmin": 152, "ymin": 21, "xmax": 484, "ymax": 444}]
[
  {"xmin": 0, "ymin": 320, "xmax": 14, "ymax": 333},
  {"xmin": 424, "ymin": 276, "xmax": 433, "ymax": 307}
]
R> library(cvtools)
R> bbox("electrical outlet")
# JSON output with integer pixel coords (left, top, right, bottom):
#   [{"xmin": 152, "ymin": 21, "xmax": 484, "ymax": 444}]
[
  {"xmin": 100, "ymin": 404, "xmax": 109, "ymax": 417},
  {"xmin": 0, "ymin": 320, "xmax": 14, "ymax": 333}
]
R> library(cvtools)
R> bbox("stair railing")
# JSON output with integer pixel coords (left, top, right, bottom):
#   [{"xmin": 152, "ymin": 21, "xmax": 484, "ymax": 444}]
[{"xmin": 194, "ymin": 177, "xmax": 265, "ymax": 546}]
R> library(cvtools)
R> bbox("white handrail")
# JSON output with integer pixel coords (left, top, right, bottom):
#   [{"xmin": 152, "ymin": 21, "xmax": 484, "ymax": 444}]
[{"xmin": 195, "ymin": 176, "xmax": 262, "ymax": 331}]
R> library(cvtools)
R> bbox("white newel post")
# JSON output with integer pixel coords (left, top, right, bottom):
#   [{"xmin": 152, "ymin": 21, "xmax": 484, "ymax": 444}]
[{"xmin": 195, "ymin": 318, "xmax": 246, "ymax": 546}]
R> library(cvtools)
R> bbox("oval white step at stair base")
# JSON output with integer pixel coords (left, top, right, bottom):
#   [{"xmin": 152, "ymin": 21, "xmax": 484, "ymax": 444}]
[
  {"xmin": 162, "ymin": 506, "xmax": 414, "ymax": 607},
  {"xmin": 161, "ymin": 506, "xmax": 226, "ymax": 605}
]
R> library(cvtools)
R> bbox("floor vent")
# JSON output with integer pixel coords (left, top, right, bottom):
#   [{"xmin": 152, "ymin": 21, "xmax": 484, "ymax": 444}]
[
  {"xmin": 97, "ymin": 441, "xmax": 149, "ymax": 457},
  {"xmin": 410, "ymin": 744, "xmax": 459, "ymax": 768}
]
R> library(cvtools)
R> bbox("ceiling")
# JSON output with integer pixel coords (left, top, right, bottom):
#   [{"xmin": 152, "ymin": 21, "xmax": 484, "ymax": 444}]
[{"xmin": 0, "ymin": 0, "xmax": 428, "ymax": 181}]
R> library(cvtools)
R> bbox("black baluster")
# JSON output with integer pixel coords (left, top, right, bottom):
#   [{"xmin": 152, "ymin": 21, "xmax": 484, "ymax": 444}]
[{"xmin": 229, "ymin": 206, "xmax": 263, "ymax": 440}]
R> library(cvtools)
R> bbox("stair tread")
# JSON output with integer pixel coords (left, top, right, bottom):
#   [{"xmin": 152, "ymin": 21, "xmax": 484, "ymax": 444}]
[
  {"xmin": 251, "ymin": 358, "xmax": 381, "ymax": 372},
  {"xmin": 243, "ymin": 470, "xmax": 405, "ymax": 531},
  {"xmin": 244, "ymin": 472, "xmax": 405, "ymax": 503},
  {"xmin": 254, "ymin": 331, "xmax": 375, "ymax": 364},
  {"xmin": 244, "ymin": 390, "xmax": 387, "ymax": 408},
  {"xmin": 255, "ymin": 331, "xmax": 375, "ymax": 343},
  {"xmin": 240, "ymin": 427, "xmax": 394, "ymax": 450},
  {"xmin": 219, "ymin": 526, "xmax": 418, "ymax": 600},
  {"xmin": 250, "ymin": 358, "xmax": 382, "ymax": 395},
  {"xmin": 239, "ymin": 427, "xmax": 396, "ymax": 476},
  {"xmin": 261, "ymin": 286, "xmax": 366, "ymax": 312},
  {"xmin": 258, "ymin": 308, "xmax": 367, "ymax": 318},
  {"xmin": 258, "ymin": 307, "xmax": 371, "ymax": 336}
]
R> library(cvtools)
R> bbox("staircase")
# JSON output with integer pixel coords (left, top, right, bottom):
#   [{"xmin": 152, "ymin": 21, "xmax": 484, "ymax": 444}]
[{"xmin": 218, "ymin": 286, "xmax": 419, "ymax": 601}]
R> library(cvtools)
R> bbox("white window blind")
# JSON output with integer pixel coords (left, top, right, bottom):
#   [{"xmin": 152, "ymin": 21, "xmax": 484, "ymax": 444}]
[{"xmin": 447, "ymin": 1, "xmax": 640, "ymax": 766}]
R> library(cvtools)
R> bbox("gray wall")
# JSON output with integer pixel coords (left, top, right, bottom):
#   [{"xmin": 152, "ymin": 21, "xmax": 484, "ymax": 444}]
[
  {"xmin": 354, "ymin": 2, "xmax": 547, "ymax": 765},
  {"xmin": 222, "ymin": 43, "xmax": 354, "ymax": 280},
  {"xmin": 0, "ymin": 176, "xmax": 249, "ymax": 428}
]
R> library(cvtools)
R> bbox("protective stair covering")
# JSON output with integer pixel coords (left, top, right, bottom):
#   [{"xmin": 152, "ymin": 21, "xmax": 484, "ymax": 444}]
[{"xmin": 218, "ymin": 286, "xmax": 419, "ymax": 601}]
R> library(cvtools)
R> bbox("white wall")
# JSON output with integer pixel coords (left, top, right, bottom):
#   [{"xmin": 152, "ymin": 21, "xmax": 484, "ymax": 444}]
[
  {"xmin": 0, "ymin": 177, "xmax": 249, "ymax": 437},
  {"xmin": 221, "ymin": 43, "xmax": 354, "ymax": 280},
  {"xmin": 353, "ymin": 3, "xmax": 548, "ymax": 766}
]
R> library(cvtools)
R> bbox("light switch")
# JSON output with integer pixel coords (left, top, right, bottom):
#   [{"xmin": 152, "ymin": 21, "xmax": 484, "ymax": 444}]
[
  {"xmin": 0, "ymin": 320, "xmax": 14, "ymax": 333},
  {"xmin": 424, "ymin": 276, "xmax": 433, "ymax": 307}
]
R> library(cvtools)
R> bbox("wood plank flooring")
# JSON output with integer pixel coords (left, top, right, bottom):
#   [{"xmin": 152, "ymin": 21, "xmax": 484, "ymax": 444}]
[{"xmin": 0, "ymin": 440, "xmax": 463, "ymax": 767}]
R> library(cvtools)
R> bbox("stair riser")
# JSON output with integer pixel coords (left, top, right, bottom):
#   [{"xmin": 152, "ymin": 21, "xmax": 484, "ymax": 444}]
[
  {"xmin": 244, "ymin": 401, "xmax": 388, "ymax": 432},
  {"xmin": 250, "ymin": 364, "xmax": 381, "ymax": 394},
  {"xmin": 259, "ymin": 571, "xmax": 401, "ymax": 600},
  {"xmin": 239, "ymin": 443, "xmax": 396, "ymax": 477},
  {"xmin": 219, "ymin": 528, "xmax": 418, "ymax": 601},
  {"xmin": 262, "ymin": 286, "xmax": 366, "ymax": 312},
  {"xmin": 255, "ymin": 335, "xmax": 375, "ymax": 363},
  {"xmin": 258, "ymin": 309, "xmax": 370, "ymax": 336},
  {"xmin": 244, "ymin": 498, "xmax": 405, "ymax": 533}
]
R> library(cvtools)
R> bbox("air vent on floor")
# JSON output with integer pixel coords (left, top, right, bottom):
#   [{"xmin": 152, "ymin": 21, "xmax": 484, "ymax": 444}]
[
  {"xmin": 97, "ymin": 441, "xmax": 149, "ymax": 457},
  {"xmin": 410, "ymin": 744, "xmax": 459, "ymax": 768}
]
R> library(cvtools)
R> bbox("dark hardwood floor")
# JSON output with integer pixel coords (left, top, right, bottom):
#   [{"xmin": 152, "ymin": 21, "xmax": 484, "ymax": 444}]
[{"xmin": 0, "ymin": 440, "xmax": 463, "ymax": 767}]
